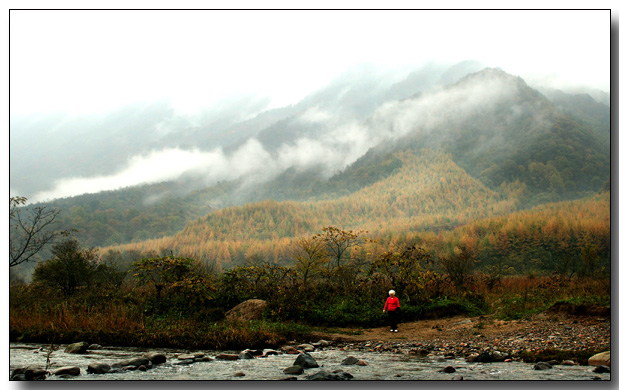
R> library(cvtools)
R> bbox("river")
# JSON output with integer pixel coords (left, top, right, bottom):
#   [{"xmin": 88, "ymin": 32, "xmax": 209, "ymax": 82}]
[{"xmin": 9, "ymin": 343, "xmax": 609, "ymax": 381}]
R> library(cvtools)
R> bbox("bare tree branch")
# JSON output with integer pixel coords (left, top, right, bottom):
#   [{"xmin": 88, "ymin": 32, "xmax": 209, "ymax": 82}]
[{"xmin": 9, "ymin": 196, "xmax": 66, "ymax": 267}]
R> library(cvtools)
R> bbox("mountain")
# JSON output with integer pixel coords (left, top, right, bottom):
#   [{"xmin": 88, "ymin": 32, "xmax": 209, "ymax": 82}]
[{"xmin": 10, "ymin": 65, "xmax": 610, "ymax": 273}]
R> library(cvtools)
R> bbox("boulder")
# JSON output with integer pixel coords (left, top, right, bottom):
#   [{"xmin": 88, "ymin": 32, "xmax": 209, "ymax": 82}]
[
  {"xmin": 294, "ymin": 352, "xmax": 319, "ymax": 368},
  {"xmin": 144, "ymin": 352, "xmax": 167, "ymax": 365},
  {"xmin": 588, "ymin": 351, "xmax": 610, "ymax": 366},
  {"xmin": 342, "ymin": 356, "xmax": 359, "ymax": 365},
  {"xmin": 306, "ymin": 370, "xmax": 353, "ymax": 380},
  {"xmin": 118, "ymin": 357, "xmax": 150, "ymax": 368},
  {"xmin": 233, "ymin": 372, "xmax": 245, "ymax": 377},
  {"xmin": 533, "ymin": 362, "xmax": 553, "ymax": 370},
  {"xmin": 87, "ymin": 362, "xmax": 111, "ymax": 374},
  {"xmin": 216, "ymin": 353, "xmax": 239, "ymax": 361},
  {"xmin": 53, "ymin": 366, "xmax": 80, "ymax": 376},
  {"xmin": 593, "ymin": 365, "xmax": 610, "ymax": 373},
  {"xmin": 263, "ymin": 349, "xmax": 279, "ymax": 356},
  {"xmin": 440, "ymin": 366, "xmax": 456, "ymax": 373},
  {"xmin": 65, "ymin": 341, "xmax": 89, "ymax": 354},
  {"xmin": 89, "ymin": 344, "xmax": 102, "ymax": 350},
  {"xmin": 283, "ymin": 365, "xmax": 304, "ymax": 375},
  {"xmin": 24, "ymin": 366, "xmax": 48, "ymax": 380},
  {"xmin": 225, "ymin": 299, "xmax": 267, "ymax": 321},
  {"xmin": 238, "ymin": 350, "xmax": 255, "ymax": 359},
  {"xmin": 177, "ymin": 354, "xmax": 195, "ymax": 361},
  {"xmin": 356, "ymin": 360, "xmax": 368, "ymax": 366},
  {"xmin": 474, "ymin": 352, "xmax": 494, "ymax": 363}
]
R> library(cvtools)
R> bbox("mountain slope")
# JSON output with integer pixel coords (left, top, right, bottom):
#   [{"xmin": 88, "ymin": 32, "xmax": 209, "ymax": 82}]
[
  {"xmin": 15, "ymin": 67, "xmax": 610, "ymax": 259},
  {"xmin": 107, "ymin": 149, "xmax": 519, "ymax": 267}
]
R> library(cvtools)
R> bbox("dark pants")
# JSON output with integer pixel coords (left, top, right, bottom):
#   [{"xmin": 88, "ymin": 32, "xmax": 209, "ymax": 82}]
[{"xmin": 388, "ymin": 310, "xmax": 398, "ymax": 330}]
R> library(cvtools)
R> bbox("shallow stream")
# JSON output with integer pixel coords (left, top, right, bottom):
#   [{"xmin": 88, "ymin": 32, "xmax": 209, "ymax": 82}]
[{"xmin": 9, "ymin": 343, "xmax": 609, "ymax": 381}]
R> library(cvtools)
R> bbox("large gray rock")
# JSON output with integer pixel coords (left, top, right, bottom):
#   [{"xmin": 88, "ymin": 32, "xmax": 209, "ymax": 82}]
[
  {"xmin": 144, "ymin": 352, "xmax": 167, "ymax": 365},
  {"xmin": 294, "ymin": 353, "xmax": 319, "ymax": 368},
  {"xmin": 24, "ymin": 366, "xmax": 48, "ymax": 380},
  {"xmin": 225, "ymin": 299, "xmax": 268, "ymax": 321},
  {"xmin": 238, "ymin": 350, "xmax": 255, "ymax": 359},
  {"xmin": 589, "ymin": 351, "xmax": 610, "ymax": 366},
  {"xmin": 216, "ymin": 353, "xmax": 239, "ymax": 361},
  {"xmin": 115, "ymin": 357, "xmax": 150, "ymax": 368},
  {"xmin": 342, "ymin": 356, "xmax": 359, "ymax": 365},
  {"xmin": 53, "ymin": 366, "xmax": 80, "ymax": 376},
  {"xmin": 65, "ymin": 341, "xmax": 89, "ymax": 354},
  {"xmin": 87, "ymin": 362, "xmax": 111, "ymax": 374},
  {"xmin": 306, "ymin": 370, "xmax": 353, "ymax": 380},
  {"xmin": 593, "ymin": 365, "xmax": 610, "ymax": 373}
]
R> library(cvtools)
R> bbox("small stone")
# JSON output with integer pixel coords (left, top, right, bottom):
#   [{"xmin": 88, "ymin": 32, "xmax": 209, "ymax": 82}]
[
  {"xmin": 53, "ymin": 366, "xmax": 80, "ymax": 376},
  {"xmin": 342, "ymin": 356, "xmax": 359, "ymax": 365},
  {"xmin": 283, "ymin": 365, "xmax": 304, "ymax": 375},
  {"xmin": 298, "ymin": 343, "xmax": 315, "ymax": 352},
  {"xmin": 233, "ymin": 372, "xmax": 245, "ymax": 377},
  {"xmin": 533, "ymin": 362, "xmax": 553, "ymax": 370},
  {"xmin": 177, "ymin": 354, "xmax": 195, "ymax": 360},
  {"xmin": 441, "ymin": 366, "xmax": 456, "ymax": 373},
  {"xmin": 65, "ymin": 342, "xmax": 89, "ymax": 354},
  {"xmin": 356, "ymin": 360, "xmax": 368, "ymax": 366}
]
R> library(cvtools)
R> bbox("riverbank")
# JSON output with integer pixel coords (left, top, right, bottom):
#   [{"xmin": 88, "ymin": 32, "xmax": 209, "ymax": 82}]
[{"xmin": 311, "ymin": 311, "xmax": 610, "ymax": 364}]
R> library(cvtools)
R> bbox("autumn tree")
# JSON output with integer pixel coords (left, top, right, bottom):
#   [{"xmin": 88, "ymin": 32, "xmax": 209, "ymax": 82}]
[
  {"xmin": 369, "ymin": 243, "xmax": 433, "ymax": 299},
  {"xmin": 131, "ymin": 255, "xmax": 195, "ymax": 300},
  {"xmin": 291, "ymin": 236, "xmax": 328, "ymax": 284},
  {"xmin": 313, "ymin": 226, "xmax": 368, "ymax": 269},
  {"xmin": 439, "ymin": 245, "xmax": 478, "ymax": 289},
  {"xmin": 9, "ymin": 196, "xmax": 69, "ymax": 267},
  {"xmin": 32, "ymin": 239, "xmax": 121, "ymax": 295}
]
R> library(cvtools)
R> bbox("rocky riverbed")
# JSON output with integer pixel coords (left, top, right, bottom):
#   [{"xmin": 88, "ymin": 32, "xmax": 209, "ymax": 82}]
[
  {"xmin": 312, "ymin": 312, "xmax": 610, "ymax": 355},
  {"xmin": 9, "ymin": 312, "xmax": 610, "ymax": 381}
]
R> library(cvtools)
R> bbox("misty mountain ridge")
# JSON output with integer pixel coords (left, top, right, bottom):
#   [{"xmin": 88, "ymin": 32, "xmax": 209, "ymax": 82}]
[
  {"xmin": 12, "ymin": 60, "xmax": 608, "ymax": 201},
  {"xmin": 10, "ymin": 64, "xmax": 610, "ymax": 256}
]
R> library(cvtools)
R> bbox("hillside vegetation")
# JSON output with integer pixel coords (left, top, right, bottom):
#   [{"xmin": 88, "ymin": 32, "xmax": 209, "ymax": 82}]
[{"xmin": 102, "ymin": 149, "xmax": 609, "ymax": 279}]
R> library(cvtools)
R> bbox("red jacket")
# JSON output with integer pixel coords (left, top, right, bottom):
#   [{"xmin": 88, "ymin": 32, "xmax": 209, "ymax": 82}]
[{"xmin": 384, "ymin": 296, "xmax": 400, "ymax": 311}]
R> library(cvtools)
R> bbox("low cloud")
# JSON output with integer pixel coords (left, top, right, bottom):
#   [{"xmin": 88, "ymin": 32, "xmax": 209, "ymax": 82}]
[{"xmin": 32, "ymin": 68, "xmax": 548, "ymax": 204}]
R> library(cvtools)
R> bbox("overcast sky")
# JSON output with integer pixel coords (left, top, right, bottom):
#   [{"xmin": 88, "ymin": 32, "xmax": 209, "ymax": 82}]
[{"xmin": 9, "ymin": 7, "xmax": 611, "ymax": 116}]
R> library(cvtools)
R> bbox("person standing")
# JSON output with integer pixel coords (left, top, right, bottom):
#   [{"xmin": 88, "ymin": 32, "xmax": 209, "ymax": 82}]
[{"xmin": 383, "ymin": 289, "xmax": 400, "ymax": 332}]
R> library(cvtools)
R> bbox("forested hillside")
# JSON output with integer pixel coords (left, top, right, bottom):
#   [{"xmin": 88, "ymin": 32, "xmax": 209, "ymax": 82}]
[{"xmin": 13, "ymin": 67, "xmax": 610, "ymax": 280}]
